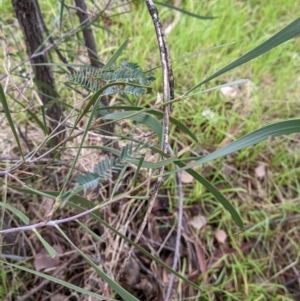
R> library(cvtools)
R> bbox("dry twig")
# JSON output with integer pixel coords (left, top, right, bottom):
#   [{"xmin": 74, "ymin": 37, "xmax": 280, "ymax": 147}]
[
  {"xmin": 0, "ymin": 177, "xmax": 151, "ymax": 235},
  {"xmin": 116, "ymin": 0, "xmax": 175, "ymax": 292},
  {"xmin": 165, "ymin": 145, "xmax": 184, "ymax": 301}
]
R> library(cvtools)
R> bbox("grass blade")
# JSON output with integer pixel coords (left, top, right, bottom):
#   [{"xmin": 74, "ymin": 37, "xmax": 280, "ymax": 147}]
[
  {"xmin": 68, "ymin": 207, "xmax": 199, "ymax": 290},
  {"xmin": 60, "ymin": 94, "xmax": 102, "ymax": 201},
  {"xmin": 74, "ymin": 84, "xmax": 107, "ymax": 128},
  {"xmin": 10, "ymin": 95, "xmax": 47, "ymax": 135},
  {"xmin": 55, "ymin": 225, "xmax": 140, "ymax": 301},
  {"xmin": 99, "ymin": 105, "xmax": 198, "ymax": 142},
  {"xmin": 154, "ymin": 1, "xmax": 216, "ymax": 20},
  {"xmin": 74, "ymin": 82, "xmax": 151, "ymax": 128},
  {"xmin": 0, "ymin": 83, "xmax": 24, "ymax": 159},
  {"xmin": 174, "ymin": 162, "xmax": 243, "ymax": 228},
  {"xmin": 103, "ymin": 39, "xmax": 128, "ymax": 70},
  {"xmin": 0, "ymin": 260, "xmax": 106, "ymax": 299},
  {"xmin": 32, "ymin": 229, "xmax": 56, "ymax": 257},
  {"xmin": 59, "ymin": 0, "xmax": 65, "ymax": 32},
  {"xmin": 184, "ymin": 79, "xmax": 249, "ymax": 99},
  {"xmin": 104, "ymin": 111, "xmax": 163, "ymax": 146},
  {"xmin": 132, "ymin": 153, "xmax": 145, "ymax": 186},
  {"xmin": 0, "ymin": 203, "xmax": 29, "ymax": 225},
  {"xmin": 7, "ymin": 186, "xmax": 200, "ymax": 290},
  {"xmin": 110, "ymin": 166, "xmax": 127, "ymax": 200},
  {"xmin": 177, "ymin": 119, "xmax": 300, "ymax": 170},
  {"xmin": 40, "ymin": 105, "xmax": 49, "ymax": 136},
  {"xmin": 187, "ymin": 17, "xmax": 300, "ymax": 94},
  {"xmin": 15, "ymin": 185, "xmax": 56, "ymax": 200},
  {"xmin": 76, "ymin": 220, "xmax": 105, "ymax": 243}
]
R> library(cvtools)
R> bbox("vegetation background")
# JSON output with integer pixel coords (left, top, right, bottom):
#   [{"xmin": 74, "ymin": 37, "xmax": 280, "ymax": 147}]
[{"xmin": 0, "ymin": 0, "xmax": 300, "ymax": 300}]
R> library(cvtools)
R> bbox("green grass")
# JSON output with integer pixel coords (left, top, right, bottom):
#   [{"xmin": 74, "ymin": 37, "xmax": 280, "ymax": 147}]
[
  {"xmin": 1, "ymin": 0, "xmax": 300, "ymax": 300},
  {"xmin": 92, "ymin": 1, "xmax": 300, "ymax": 299}
]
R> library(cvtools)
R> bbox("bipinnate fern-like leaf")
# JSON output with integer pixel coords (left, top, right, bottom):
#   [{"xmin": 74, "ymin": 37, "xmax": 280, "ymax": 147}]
[
  {"xmin": 74, "ymin": 172, "xmax": 104, "ymax": 192},
  {"xmin": 75, "ymin": 142, "xmax": 150, "ymax": 192},
  {"xmin": 67, "ymin": 61, "xmax": 155, "ymax": 98}
]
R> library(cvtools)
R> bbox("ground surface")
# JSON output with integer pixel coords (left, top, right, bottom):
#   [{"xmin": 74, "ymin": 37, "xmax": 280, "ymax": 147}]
[{"xmin": 1, "ymin": 1, "xmax": 300, "ymax": 300}]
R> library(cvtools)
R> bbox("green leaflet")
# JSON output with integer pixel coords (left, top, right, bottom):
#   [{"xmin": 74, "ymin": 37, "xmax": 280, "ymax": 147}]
[{"xmin": 74, "ymin": 142, "xmax": 149, "ymax": 192}]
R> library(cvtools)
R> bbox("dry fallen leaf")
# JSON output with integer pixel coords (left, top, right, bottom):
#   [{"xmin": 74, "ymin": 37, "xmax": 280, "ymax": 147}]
[
  {"xmin": 215, "ymin": 229, "xmax": 227, "ymax": 244},
  {"xmin": 41, "ymin": 197, "xmax": 54, "ymax": 217},
  {"xmin": 34, "ymin": 244, "xmax": 62, "ymax": 272},
  {"xmin": 188, "ymin": 215, "xmax": 207, "ymax": 230},
  {"xmin": 180, "ymin": 170, "xmax": 194, "ymax": 183},
  {"xmin": 50, "ymin": 294, "xmax": 67, "ymax": 301},
  {"xmin": 255, "ymin": 164, "xmax": 266, "ymax": 179},
  {"xmin": 220, "ymin": 86, "xmax": 239, "ymax": 98}
]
